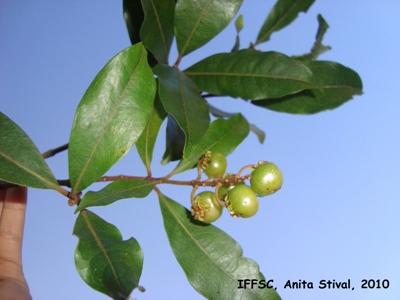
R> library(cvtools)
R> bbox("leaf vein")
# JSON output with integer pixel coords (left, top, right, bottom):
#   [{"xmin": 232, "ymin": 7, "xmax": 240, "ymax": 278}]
[
  {"xmin": 73, "ymin": 47, "xmax": 145, "ymax": 193},
  {"xmin": 179, "ymin": 0, "xmax": 212, "ymax": 58},
  {"xmin": 81, "ymin": 210, "xmax": 123, "ymax": 290}
]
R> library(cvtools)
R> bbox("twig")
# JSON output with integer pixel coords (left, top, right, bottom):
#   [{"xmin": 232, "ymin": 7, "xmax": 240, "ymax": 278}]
[{"xmin": 41, "ymin": 143, "xmax": 68, "ymax": 159}]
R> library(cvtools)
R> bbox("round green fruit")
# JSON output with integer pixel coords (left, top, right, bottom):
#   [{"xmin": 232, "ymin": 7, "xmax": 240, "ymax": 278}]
[
  {"xmin": 250, "ymin": 162, "xmax": 283, "ymax": 197},
  {"xmin": 216, "ymin": 175, "xmax": 245, "ymax": 202},
  {"xmin": 202, "ymin": 151, "xmax": 227, "ymax": 178},
  {"xmin": 192, "ymin": 191, "xmax": 223, "ymax": 223},
  {"xmin": 226, "ymin": 185, "xmax": 259, "ymax": 218}
]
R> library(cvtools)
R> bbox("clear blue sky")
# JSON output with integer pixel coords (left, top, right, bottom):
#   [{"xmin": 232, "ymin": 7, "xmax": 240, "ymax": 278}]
[{"xmin": 1, "ymin": 1, "xmax": 400, "ymax": 300}]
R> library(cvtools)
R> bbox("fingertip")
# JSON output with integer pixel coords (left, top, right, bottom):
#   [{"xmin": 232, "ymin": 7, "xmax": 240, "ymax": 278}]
[{"xmin": 6, "ymin": 186, "xmax": 27, "ymax": 205}]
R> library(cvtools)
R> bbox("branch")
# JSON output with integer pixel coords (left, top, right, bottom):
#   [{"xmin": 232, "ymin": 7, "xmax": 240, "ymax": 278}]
[
  {"xmin": 41, "ymin": 143, "xmax": 68, "ymax": 159},
  {"xmin": 95, "ymin": 174, "xmax": 251, "ymax": 188}
]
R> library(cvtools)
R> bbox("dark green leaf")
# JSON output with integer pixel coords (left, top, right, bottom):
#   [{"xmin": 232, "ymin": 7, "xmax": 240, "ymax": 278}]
[
  {"xmin": 68, "ymin": 44, "xmax": 156, "ymax": 194},
  {"xmin": 123, "ymin": 0, "xmax": 157, "ymax": 66},
  {"xmin": 154, "ymin": 64, "xmax": 210, "ymax": 158},
  {"xmin": 158, "ymin": 192, "xmax": 281, "ymax": 300},
  {"xmin": 170, "ymin": 113, "xmax": 249, "ymax": 176},
  {"xmin": 161, "ymin": 115, "xmax": 186, "ymax": 164},
  {"xmin": 253, "ymin": 61, "xmax": 363, "ymax": 114},
  {"xmin": 74, "ymin": 210, "xmax": 143, "ymax": 300},
  {"xmin": 255, "ymin": 0, "xmax": 315, "ymax": 46},
  {"xmin": 140, "ymin": 0, "xmax": 175, "ymax": 64},
  {"xmin": 136, "ymin": 94, "xmax": 167, "ymax": 172},
  {"xmin": 174, "ymin": 0, "xmax": 243, "ymax": 58},
  {"xmin": 123, "ymin": 0, "xmax": 144, "ymax": 45},
  {"xmin": 0, "ymin": 112, "xmax": 60, "ymax": 190},
  {"xmin": 75, "ymin": 179, "xmax": 155, "ymax": 212},
  {"xmin": 293, "ymin": 14, "xmax": 331, "ymax": 61},
  {"xmin": 185, "ymin": 49, "xmax": 316, "ymax": 100}
]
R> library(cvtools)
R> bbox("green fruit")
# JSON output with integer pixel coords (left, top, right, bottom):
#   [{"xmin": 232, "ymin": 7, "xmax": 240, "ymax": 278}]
[
  {"xmin": 226, "ymin": 185, "xmax": 259, "ymax": 218},
  {"xmin": 216, "ymin": 174, "xmax": 245, "ymax": 201},
  {"xmin": 250, "ymin": 162, "xmax": 283, "ymax": 197},
  {"xmin": 192, "ymin": 191, "xmax": 223, "ymax": 223},
  {"xmin": 202, "ymin": 151, "xmax": 227, "ymax": 178}
]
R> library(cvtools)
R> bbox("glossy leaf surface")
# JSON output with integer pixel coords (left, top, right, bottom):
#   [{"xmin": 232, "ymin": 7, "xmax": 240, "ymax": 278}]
[
  {"xmin": 74, "ymin": 210, "xmax": 143, "ymax": 300},
  {"xmin": 0, "ymin": 112, "xmax": 60, "ymax": 190},
  {"xmin": 154, "ymin": 64, "xmax": 210, "ymax": 158},
  {"xmin": 68, "ymin": 44, "xmax": 156, "ymax": 194},
  {"xmin": 255, "ymin": 0, "xmax": 315, "ymax": 45},
  {"xmin": 185, "ymin": 49, "xmax": 316, "ymax": 100},
  {"xmin": 253, "ymin": 61, "xmax": 363, "ymax": 114},
  {"xmin": 75, "ymin": 179, "xmax": 155, "ymax": 212},
  {"xmin": 136, "ymin": 95, "xmax": 167, "ymax": 172},
  {"xmin": 140, "ymin": 0, "xmax": 175, "ymax": 64},
  {"xmin": 175, "ymin": 0, "xmax": 243, "ymax": 58},
  {"xmin": 158, "ymin": 192, "xmax": 281, "ymax": 300},
  {"xmin": 171, "ymin": 113, "xmax": 249, "ymax": 175}
]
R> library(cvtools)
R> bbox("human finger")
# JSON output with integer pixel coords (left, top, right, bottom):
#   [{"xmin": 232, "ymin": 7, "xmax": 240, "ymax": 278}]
[{"xmin": 0, "ymin": 186, "xmax": 28, "ymax": 280}]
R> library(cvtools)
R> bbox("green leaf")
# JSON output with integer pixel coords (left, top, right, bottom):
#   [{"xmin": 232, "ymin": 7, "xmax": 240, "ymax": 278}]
[
  {"xmin": 140, "ymin": 0, "xmax": 175, "ymax": 64},
  {"xmin": 158, "ymin": 193, "xmax": 281, "ymax": 300},
  {"xmin": 161, "ymin": 115, "xmax": 186, "ymax": 164},
  {"xmin": 249, "ymin": 124, "xmax": 266, "ymax": 144},
  {"xmin": 0, "ymin": 112, "xmax": 60, "ymax": 190},
  {"xmin": 293, "ymin": 14, "xmax": 331, "ymax": 61},
  {"xmin": 235, "ymin": 14, "xmax": 244, "ymax": 32},
  {"xmin": 170, "ymin": 113, "xmax": 249, "ymax": 176},
  {"xmin": 123, "ymin": 0, "xmax": 157, "ymax": 66},
  {"xmin": 175, "ymin": 0, "xmax": 243, "ymax": 58},
  {"xmin": 123, "ymin": 0, "xmax": 144, "ymax": 45},
  {"xmin": 252, "ymin": 61, "xmax": 363, "ymax": 114},
  {"xmin": 136, "ymin": 94, "xmax": 167, "ymax": 173},
  {"xmin": 75, "ymin": 179, "xmax": 155, "ymax": 212},
  {"xmin": 74, "ymin": 210, "xmax": 143, "ymax": 300},
  {"xmin": 231, "ymin": 14, "xmax": 244, "ymax": 52},
  {"xmin": 209, "ymin": 104, "xmax": 265, "ymax": 144},
  {"xmin": 185, "ymin": 49, "xmax": 316, "ymax": 100},
  {"xmin": 255, "ymin": 0, "xmax": 315, "ymax": 46},
  {"xmin": 154, "ymin": 64, "xmax": 210, "ymax": 158},
  {"xmin": 68, "ymin": 44, "xmax": 156, "ymax": 194}
]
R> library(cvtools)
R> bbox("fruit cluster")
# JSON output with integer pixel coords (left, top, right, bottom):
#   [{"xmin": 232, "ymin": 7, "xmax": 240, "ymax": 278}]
[{"xmin": 191, "ymin": 151, "xmax": 283, "ymax": 223}]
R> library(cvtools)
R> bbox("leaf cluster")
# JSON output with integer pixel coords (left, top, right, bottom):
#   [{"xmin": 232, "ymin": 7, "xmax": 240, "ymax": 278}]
[{"xmin": 0, "ymin": 0, "xmax": 363, "ymax": 299}]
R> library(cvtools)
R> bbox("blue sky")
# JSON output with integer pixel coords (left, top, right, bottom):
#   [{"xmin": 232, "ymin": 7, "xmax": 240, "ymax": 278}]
[{"xmin": 1, "ymin": 1, "xmax": 400, "ymax": 300}]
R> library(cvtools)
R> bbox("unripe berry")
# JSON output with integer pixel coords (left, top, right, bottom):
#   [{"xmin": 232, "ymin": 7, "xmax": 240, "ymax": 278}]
[
  {"xmin": 216, "ymin": 174, "xmax": 245, "ymax": 201},
  {"xmin": 192, "ymin": 191, "xmax": 223, "ymax": 223},
  {"xmin": 226, "ymin": 185, "xmax": 259, "ymax": 218},
  {"xmin": 250, "ymin": 162, "xmax": 283, "ymax": 197},
  {"xmin": 201, "ymin": 151, "xmax": 227, "ymax": 178}
]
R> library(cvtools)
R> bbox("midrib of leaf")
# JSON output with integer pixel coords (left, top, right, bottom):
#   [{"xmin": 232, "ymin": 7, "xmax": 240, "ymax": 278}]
[
  {"xmin": 256, "ymin": 0, "xmax": 302, "ymax": 45},
  {"xmin": 0, "ymin": 151, "xmax": 59, "ymax": 191},
  {"xmin": 81, "ymin": 210, "xmax": 123, "ymax": 291},
  {"xmin": 149, "ymin": 0, "xmax": 169, "ymax": 63},
  {"xmin": 185, "ymin": 70, "xmax": 312, "ymax": 83},
  {"xmin": 178, "ymin": 0, "xmax": 212, "ymax": 59},
  {"xmin": 73, "ymin": 48, "xmax": 145, "ymax": 194},
  {"xmin": 160, "ymin": 193, "xmax": 265, "ymax": 299},
  {"xmin": 322, "ymin": 85, "xmax": 362, "ymax": 93}
]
